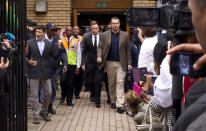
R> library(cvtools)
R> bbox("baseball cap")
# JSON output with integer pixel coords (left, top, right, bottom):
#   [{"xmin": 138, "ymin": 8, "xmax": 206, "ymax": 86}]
[{"xmin": 46, "ymin": 22, "xmax": 56, "ymax": 30}]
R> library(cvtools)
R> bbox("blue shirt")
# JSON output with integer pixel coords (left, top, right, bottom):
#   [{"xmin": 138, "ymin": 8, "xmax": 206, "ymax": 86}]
[
  {"xmin": 107, "ymin": 32, "xmax": 120, "ymax": 61},
  {"xmin": 36, "ymin": 38, "xmax": 45, "ymax": 56}
]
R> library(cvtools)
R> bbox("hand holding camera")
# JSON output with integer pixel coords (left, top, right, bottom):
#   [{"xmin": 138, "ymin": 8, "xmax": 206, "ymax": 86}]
[
  {"xmin": 167, "ymin": 43, "xmax": 206, "ymax": 77},
  {"xmin": 143, "ymin": 74, "xmax": 154, "ymax": 93},
  {"xmin": 1, "ymin": 39, "xmax": 11, "ymax": 49}
]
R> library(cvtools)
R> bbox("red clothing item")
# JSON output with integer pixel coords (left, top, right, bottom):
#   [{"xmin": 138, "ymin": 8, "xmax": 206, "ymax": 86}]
[{"xmin": 182, "ymin": 77, "xmax": 198, "ymax": 104}]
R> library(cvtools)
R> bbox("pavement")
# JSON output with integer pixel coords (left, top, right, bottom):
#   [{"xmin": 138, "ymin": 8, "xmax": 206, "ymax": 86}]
[{"xmin": 28, "ymin": 87, "xmax": 136, "ymax": 131}]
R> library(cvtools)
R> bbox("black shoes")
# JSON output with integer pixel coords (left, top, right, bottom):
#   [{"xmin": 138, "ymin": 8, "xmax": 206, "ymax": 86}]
[
  {"xmin": 33, "ymin": 118, "xmax": 40, "ymax": 124},
  {"xmin": 111, "ymin": 103, "xmax": 116, "ymax": 109},
  {"xmin": 40, "ymin": 111, "xmax": 51, "ymax": 121},
  {"xmin": 67, "ymin": 101, "xmax": 74, "ymax": 106},
  {"xmin": 90, "ymin": 98, "xmax": 96, "ymax": 102},
  {"xmin": 75, "ymin": 96, "xmax": 80, "ymax": 99},
  {"xmin": 107, "ymin": 98, "xmax": 111, "ymax": 105},
  {"xmin": 48, "ymin": 104, "xmax": 56, "ymax": 114},
  {"xmin": 60, "ymin": 97, "xmax": 65, "ymax": 103},
  {"xmin": 96, "ymin": 103, "xmax": 100, "ymax": 108},
  {"xmin": 117, "ymin": 107, "xmax": 125, "ymax": 114}
]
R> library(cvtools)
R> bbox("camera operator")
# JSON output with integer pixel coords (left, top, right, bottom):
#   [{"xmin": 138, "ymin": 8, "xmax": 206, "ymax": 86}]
[
  {"xmin": 0, "ymin": 38, "xmax": 11, "ymax": 95},
  {"xmin": 0, "ymin": 39, "xmax": 10, "ymax": 69},
  {"xmin": 167, "ymin": 0, "xmax": 206, "ymax": 130}
]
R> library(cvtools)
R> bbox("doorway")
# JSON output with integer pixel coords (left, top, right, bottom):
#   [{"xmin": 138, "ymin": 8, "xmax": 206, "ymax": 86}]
[{"xmin": 77, "ymin": 12, "xmax": 127, "ymax": 31}]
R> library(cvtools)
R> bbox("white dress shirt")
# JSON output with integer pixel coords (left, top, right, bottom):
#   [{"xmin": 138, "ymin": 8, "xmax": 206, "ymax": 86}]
[
  {"xmin": 45, "ymin": 34, "xmax": 53, "ymax": 42},
  {"xmin": 36, "ymin": 38, "xmax": 45, "ymax": 56},
  {"xmin": 92, "ymin": 34, "xmax": 100, "ymax": 47},
  {"xmin": 138, "ymin": 35, "xmax": 158, "ymax": 76}
]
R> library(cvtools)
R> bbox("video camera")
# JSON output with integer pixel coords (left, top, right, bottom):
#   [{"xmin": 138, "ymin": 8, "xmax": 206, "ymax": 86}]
[
  {"xmin": 127, "ymin": 0, "xmax": 192, "ymax": 31},
  {"xmin": 0, "ymin": 33, "xmax": 17, "ymax": 60}
]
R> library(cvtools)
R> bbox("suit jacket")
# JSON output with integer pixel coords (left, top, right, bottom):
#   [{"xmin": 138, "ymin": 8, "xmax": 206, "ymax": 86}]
[
  {"xmin": 26, "ymin": 38, "xmax": 63, "ymax": 80},
  {"xmin": 81, "ymin": 33, "xmax": 100, "ymax": 82},
  {"xmin": 47, "ymin": 35, "xmax": 68, "ymax": 73},
  {"xmin": 97, "ymin": 30, "xmax": 132, "ymax": 71}
]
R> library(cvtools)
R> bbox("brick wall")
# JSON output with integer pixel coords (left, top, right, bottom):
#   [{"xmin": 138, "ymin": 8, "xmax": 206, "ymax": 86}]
[
  {"xmin": 133, "ymin": 0, "xmax": 156, "ymax": 7},
  {"xmin": 27, "ymin": 0, "xmax": 71, "ymax": 29}
]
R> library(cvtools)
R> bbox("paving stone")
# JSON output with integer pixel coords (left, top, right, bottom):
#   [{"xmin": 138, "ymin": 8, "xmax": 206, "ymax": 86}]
[{"xmin": 28, "ymin": 87, "xmax": 136, "ymax": 131}]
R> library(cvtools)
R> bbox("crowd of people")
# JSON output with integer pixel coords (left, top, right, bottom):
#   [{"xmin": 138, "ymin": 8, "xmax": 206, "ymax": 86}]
[
  {"xmin": 26, "ymin": 18, "xmax": 130, "ymax": 124},
  {"xmin": 1, "ymin": 0, "xmax": 206, "ymax": 130}
]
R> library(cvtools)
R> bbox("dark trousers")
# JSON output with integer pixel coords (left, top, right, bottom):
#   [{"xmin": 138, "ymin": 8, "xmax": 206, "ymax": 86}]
[
  {"xmin": 74, "ymin": 69, "xmax": 83, "ymax": 97},
  {"xmin": 103, "ymin": 72, "xmax": 110, "ymax": 99},
  {"xmin": 59, "ymin": 68, "xmax": 67, "ymax": 98},
  {"xmin": 65, "ymin": 65, "xmax": 76, "ymax": 102},
  {"xmin": 88, "ymin": 68, "xmax": 103, "ymax": 104}
]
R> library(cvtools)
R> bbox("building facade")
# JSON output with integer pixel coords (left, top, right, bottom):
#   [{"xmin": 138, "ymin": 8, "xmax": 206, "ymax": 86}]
[{"xmin": 27, "ymin": 0, "xmax": 156, "ymax": 29}]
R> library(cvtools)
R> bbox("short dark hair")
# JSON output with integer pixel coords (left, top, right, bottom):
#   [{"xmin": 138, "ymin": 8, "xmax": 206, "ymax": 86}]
[
  {"xmin": 56, "ymin": 27, "xmax": 61, "ymax": 31},
  {"xmin": 153, "ymin": 38, "xmax": 168, "ymax": 65},
  {"xmin": 111, "ymin": 17, "xmax": 120, "ymax": 23},
  {"xmin": 90, "ymin": 20, "xmax": 98, "ymax": 26},
  {"xmin": 34, "ymin": 25, "xmax": 45, "ymax": 32},
  {"xmin": 142, "ymin": 27, "xmax": 157, "ymax": 37}
]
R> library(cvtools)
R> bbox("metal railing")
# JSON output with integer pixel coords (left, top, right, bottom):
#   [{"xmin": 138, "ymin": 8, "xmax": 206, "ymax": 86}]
[{"xmin": 0, "ymin": 0, "xmax": 27, "ymax": 131}]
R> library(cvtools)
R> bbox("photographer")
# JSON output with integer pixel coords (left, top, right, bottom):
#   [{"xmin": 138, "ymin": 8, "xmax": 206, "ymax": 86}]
[
  {"xmin": 0, "ymin": 39, "xmax": 10, "ymax": 89},
  {"xmin": 167, "ymin": 0, "xmax": 206, "ymax": 130},
  {"xmin": 142, "ymin": 40, "xmax": 173, "ymax": 131},
  {"xmin": 0, "ymin": 39, "xmax": 10, "ymax": 69}
]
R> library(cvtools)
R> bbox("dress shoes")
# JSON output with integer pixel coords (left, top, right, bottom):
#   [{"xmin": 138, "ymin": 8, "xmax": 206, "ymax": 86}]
[
  {"xmin": 40, "ymin": 111, "xmax": 51, "ymax": 121},
  {"xmin": 96, "ymin": 103, "xmax": 101, "ymax": 108},
  {"xmin": 117, "ymin": 107, "xmax": 125, "ymax": 114},
  {"xmin": 60, "ymin": 97, "xmax": 65, "ymax": 103},
  {"xmin": 48, "ymin": 104, "xmax": 56, "ymax": 114},
  {"xmin": 33, "ymin": 118, "xmax": 40, "ymax": 124},
  {"xmin": 90, "ymin": 98, "xmax": 96, "ymax": 102},
  {"xmin": 75, "ymin": 96, "xmax": 80, "ymax": 99},
  {"xmin": 67, "ymin": 101, "xmax": 74, "ymax": 106},
  {"xmin": 107, "ymin": 98, "xmax": 111, "ymax": 105},
  {"xmin": 111, "ymin": 103, "xmax": 116, "ymax": 109}
]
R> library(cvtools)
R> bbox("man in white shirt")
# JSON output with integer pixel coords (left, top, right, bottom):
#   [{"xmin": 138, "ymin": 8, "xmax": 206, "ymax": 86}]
[
  {"xmin": 138, "ymin": 27, "xmax": 158, "ymax": 77},
  {"xmin": 26, "ymin": 25, "xmax": 63, "ymax": 124}
]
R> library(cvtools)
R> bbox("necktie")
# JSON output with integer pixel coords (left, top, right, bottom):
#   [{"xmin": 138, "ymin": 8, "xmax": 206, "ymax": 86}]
[{"xmin": 94, "ymin": 36, "xmax": 97, "ymax": 48}]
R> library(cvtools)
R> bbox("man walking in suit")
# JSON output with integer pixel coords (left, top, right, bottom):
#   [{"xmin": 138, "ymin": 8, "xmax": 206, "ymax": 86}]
[
  {"xmin": 26, "ymin": 25, "xmax": 63, "ymax": 124},
  {"xmin": 97, "ymin": 17, "xmax": 132, "ymax": 113},
  {"xmin": 82, "ymin": 20, "xmax": 103, "ymax": 108},
  {"xmin": 39, "ymin": 22, "xmax": 67, "ymax": 114}
]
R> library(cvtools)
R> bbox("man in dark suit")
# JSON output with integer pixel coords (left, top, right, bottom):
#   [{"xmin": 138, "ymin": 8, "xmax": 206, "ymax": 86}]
[
  {"xmin": 97, "ymin": 17, "xmax": 132, "ymax": 113},
  {"xmin": 82, "ymin": 20, "xmax": 104, "ymax": 108},
  {"xmin": 26, "ymin": 25, "xmax": 63, "ymax": 124},
  {"xmin": 39, "ymin": 22, "xmax": 67, "ymax": 114}
]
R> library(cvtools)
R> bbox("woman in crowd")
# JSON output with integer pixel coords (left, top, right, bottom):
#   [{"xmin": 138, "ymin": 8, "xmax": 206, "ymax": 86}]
[
  {"xmin": 124, "ymin": 91, "xmax": 147, "ymax": 125},
  {"xmin": 142, "ymin": 40, "xmax": 173, "ymax": 131}
]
